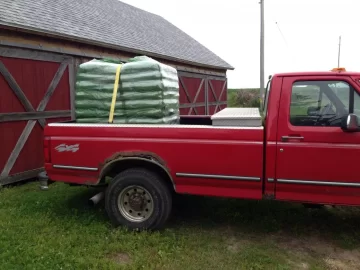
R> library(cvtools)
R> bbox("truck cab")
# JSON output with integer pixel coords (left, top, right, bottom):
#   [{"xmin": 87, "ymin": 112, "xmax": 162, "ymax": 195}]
[{"xmin": 263, "ymin": 68, "xmax": 360, "ymax": 206}]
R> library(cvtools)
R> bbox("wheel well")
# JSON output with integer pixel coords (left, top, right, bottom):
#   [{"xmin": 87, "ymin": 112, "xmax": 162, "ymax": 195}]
[{"xmin": 99, "ymin": 158, "xmax": 175, "ymax": 192}]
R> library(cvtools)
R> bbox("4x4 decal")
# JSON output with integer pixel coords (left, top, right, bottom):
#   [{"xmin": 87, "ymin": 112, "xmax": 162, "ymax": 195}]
[{"xmin": 55, "ymin": 144, "xmax": 79, "ymax": 153}]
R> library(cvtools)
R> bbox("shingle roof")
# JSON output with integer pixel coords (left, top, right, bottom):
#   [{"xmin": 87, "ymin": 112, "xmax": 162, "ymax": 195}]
[{"xmin": 0, "ymin": 0, "xmax": 234, "ymax": 70}]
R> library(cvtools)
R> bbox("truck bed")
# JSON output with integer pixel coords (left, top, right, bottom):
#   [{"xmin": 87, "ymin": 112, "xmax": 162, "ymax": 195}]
[{"xmin": 44, "ymin": 115, "xmax": 264, "ymax": 199}]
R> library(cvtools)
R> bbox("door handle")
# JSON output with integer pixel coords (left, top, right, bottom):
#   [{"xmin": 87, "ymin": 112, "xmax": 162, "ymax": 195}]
[{"xmin": 281, "ymin": 135, "xmax": 304, "ymax": 142}]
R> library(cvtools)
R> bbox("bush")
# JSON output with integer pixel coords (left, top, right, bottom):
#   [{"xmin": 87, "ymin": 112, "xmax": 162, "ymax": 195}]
[
  {"xmin": 228, "ymin": 89, "xmax": 260, "ymax": 108},
  {"xmin": 236, "ymin": 89, "xmax": 260, "ymax": 107}
]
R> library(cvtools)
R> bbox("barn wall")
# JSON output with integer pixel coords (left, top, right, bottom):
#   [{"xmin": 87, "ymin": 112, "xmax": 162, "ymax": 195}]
[
  {"xmin": 0, "ymin": 47, "xmax": 73, "ymax": 185},
  {"xmin": 0, "ymin": 28, "xmax": 229, "ymax": 185},
  {"xmin": 0, "ymin": 28, "xmax": 229, "ymax": 114},
  {"xmin": 178, "ymin": 72, "xmax": 227, "ymax": 115},
  {"xmin": 0, "ymin": 28, "xmax": 228, "ymax": 77}
]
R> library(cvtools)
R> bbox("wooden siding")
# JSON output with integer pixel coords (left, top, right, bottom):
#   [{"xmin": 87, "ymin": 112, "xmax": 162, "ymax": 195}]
[
  {"xmin": 0, "ymin": 28, "xmax": 227, "ymax": 77},
  {"xmin": 0, "ymin": 51, "xmax": 72, "ymax": 185},
  {"xmin": 208, "ymin": 78, "xmax": 228, "ymax": 115},
  {"xmin": 178, "ymin": 72, "xmax": 227, "ymax": 115}
]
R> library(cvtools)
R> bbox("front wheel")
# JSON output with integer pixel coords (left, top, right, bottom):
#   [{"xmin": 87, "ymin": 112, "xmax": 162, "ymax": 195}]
[{"xmin": 105, "ymin": 168, "xmax": 172, "ymax": 230}]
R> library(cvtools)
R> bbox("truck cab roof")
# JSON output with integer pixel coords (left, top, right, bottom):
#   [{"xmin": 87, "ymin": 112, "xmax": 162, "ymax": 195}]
[{"xmin": 273, "ymin": 70, "xmax": 360, "ymax": 78}]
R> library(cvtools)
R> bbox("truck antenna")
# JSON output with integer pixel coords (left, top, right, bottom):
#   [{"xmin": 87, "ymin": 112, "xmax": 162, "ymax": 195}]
[
  {"xmin": 337, "ymin": 35, "xmax": 341, "ymax": 68},
  {"xmin": 259, "ymin": 0, "xmax": 265, "ymax": 102}
]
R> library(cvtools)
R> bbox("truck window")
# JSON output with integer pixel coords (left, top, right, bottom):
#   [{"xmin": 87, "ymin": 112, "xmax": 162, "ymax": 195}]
[
  {"xmin": 354, "ymin": 89, "xmax": 360, "ymax": 119},
  {"xmin": 289, "ymin": 80, "xmax": 360, "ymax": 127}
]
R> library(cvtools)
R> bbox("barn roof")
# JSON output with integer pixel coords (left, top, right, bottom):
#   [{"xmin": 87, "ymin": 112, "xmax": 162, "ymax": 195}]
[{"xmin": 0, "ymin": 0, "xmax": 234, "ymax": 70}]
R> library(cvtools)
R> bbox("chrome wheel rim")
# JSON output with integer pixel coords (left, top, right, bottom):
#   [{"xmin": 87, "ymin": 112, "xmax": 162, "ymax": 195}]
[{"xmin": 117, "ymin": 185, "xmax": 154, "ymax": 222}]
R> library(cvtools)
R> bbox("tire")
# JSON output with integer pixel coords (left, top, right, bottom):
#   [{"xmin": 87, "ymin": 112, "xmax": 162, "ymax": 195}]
[{"xmin": 105, "ymin": 167, "xmax": 172, "ymax": 231}]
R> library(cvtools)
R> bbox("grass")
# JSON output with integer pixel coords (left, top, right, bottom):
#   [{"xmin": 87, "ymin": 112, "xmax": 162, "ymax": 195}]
[{"xmin": 1, "ymin": 182, "xmax": 360, "ymax": 269}]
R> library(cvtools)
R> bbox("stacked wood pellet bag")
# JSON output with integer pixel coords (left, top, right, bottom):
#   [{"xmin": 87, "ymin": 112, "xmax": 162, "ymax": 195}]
[{"xmin": 74, "ymin": 56, "xmax": 179, "ymax": 124}]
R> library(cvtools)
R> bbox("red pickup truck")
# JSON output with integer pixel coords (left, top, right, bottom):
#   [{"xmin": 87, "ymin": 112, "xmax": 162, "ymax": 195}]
[{"xmin": 43, "ymin": 68, "xmax": 360, "ymax": 230}]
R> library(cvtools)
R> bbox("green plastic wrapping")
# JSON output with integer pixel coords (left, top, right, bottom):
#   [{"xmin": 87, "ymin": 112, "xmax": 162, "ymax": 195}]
[{"xmin": 74, "ymin": 56, "xmax": 179, "ymax": 124}]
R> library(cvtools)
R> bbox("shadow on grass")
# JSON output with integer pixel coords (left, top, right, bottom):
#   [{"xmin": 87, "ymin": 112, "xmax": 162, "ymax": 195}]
[
  {"xmin": 34, "ymin": 184, "xmax": 360, "ymax": 248},
  {"xmin": 169, "ymin": 194, "xmax": 360, "ymax": 248},
  {"xmin": 29, "ymin": 184, "xmax": 110, "ymax": 225}
]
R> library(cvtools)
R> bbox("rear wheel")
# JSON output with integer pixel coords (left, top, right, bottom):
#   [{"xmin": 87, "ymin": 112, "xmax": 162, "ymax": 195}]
[{"xmin": 105, "ymin": 168, "xmax": 172, "ymax": 230}]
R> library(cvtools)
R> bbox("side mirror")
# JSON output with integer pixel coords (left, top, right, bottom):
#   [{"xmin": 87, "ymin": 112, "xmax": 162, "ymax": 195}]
[{"xmin": 342, "ymin": 114, "xmax": 359, "ymax": 132}]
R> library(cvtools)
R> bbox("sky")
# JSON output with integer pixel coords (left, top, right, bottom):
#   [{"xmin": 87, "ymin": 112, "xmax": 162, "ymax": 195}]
[{"xmin": 120, "ymin": 0, "xmax": 359, "ymax": 89}]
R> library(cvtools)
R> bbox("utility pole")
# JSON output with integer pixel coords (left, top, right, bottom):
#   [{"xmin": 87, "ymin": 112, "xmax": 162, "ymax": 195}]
[
  {"xmin": 337, "ymin": 36, "xmax": 341, "ymax": 68},
  {"xmin": 260, "ymin": 0, "xmax": 265, "ymax": 103}
]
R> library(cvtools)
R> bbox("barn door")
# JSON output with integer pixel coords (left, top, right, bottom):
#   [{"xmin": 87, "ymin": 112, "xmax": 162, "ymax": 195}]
[
  {"xmin": 207, "ymin": 77, "xmax": 227, "ymax": 115},
  {"xmin": 178, "ymin": 71, "xmax": 227, "ymax": 115},
  {"xmin": 0, "ymin": 47, "xmax": 74, "ymax": 185},
  {"xmin": 178, "ymin": 72, "xmax": 206, "ymax": 115}
]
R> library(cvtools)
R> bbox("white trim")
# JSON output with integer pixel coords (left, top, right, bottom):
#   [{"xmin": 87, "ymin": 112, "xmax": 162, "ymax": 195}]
[
  {"xmin": 48, "ymin": 122, "xmax": 264, "ymax": 130},
  {"xmin": 53, "ymin": 165, "xmax": 98, "ymax": 171},
  {"xmin": 278, "ymin": 178, "xmax": 360, "ymax": 187},
  {"xmin": 176, "ymin": 173, "xmax": 261, "ymax": 181}
]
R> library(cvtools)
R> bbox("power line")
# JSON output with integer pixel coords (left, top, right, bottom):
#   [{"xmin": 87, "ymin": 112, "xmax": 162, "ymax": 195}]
[
  {"xmin": 275, "ymin": 21, "xmax": 288, "ymax": 48},
  {"xmin": 274, "ymin": 20, "xmax": 297, "ymax": 70}
]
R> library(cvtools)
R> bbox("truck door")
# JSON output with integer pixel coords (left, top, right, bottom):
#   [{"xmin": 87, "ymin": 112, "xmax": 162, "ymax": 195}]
[{"xmin": 275, "ymin": 76, "xmax": 360, "ymax": 205}]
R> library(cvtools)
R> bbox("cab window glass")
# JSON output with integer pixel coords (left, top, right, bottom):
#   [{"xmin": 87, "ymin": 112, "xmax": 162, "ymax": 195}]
[
  {"xmin": 354, "ymin": 90, "xmax": 360, "ymax": 119},
  {"xmin": 290, "ymin": 81, "xmax": 350, "ymax": 127}
]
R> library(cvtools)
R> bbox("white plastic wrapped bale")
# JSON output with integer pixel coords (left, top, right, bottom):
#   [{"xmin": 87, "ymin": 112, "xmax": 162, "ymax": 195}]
[{"xmin": 211, "ymin": 108, "xmax": 262, "ymax": 127}]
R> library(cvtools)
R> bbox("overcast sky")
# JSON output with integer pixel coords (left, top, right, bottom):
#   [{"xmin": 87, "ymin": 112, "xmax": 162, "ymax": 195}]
[{"xmin": 121, "ymin": 0, "xmax": 359, "ymax": 88}]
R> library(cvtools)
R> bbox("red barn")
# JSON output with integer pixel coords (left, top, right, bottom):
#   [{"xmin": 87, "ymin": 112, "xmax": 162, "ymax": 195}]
[{"xmin": 0, "ymin": 0, "xmax": 233, "ymax": 185}]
